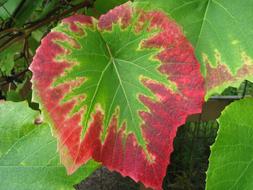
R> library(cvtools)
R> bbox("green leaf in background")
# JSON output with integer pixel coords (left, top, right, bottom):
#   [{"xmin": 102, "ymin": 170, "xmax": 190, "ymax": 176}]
[
  {"xmin": 86, "ymin": 0, "xmax": 129, "ymax": 17},
  {"xmin": 0, "ymin": 0, "xmax": 22, "ymax": 20},
  {"xmin": 0, "ymin": 42, "xmax": 22, "ymax": 75},
  {"xmin": 13, "ymin": 0, "xmax": 44, "ymax": 26},
  {"xmin": 206, "ymin": 98, "xmax": 253, "ymax": 190},
  {"xmin": 0, "ymin": 0, "xmax": 59, "ymax": 25},
  {"xmin": 0, "ymin": 101, "xmax": 37, "ymax": 156},
  {"xmin": 0, "ymin": 0, "xmax": 7, "ymax": 7},
  {"xmin": 5, "ymin": 90, "xmax": 23, "ymax": 101},
  {"xmin": 5, "ymin": 77, "xmax": 30, "ymax": 102},
  {"xmin": 94, "ymin": 0, "xmax": 129, "ymax": 14},
  {"xmin": 36, "ymin": 0, "xmax": 59, "ymax": 21},
  {"xmin": 0, "ymin": 0, "xmax": 7, "ymax": 4},
  {"xmin": 0, "ymin": 101, "xmax": 100, "ymax": 190},
  {"xmin": 135, "ymin": 0, "xmax": 253, "ymax": 99}
]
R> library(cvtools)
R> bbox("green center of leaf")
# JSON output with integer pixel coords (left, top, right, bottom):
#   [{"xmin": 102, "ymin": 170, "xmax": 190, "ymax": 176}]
[{"xmin": 52, "ymin": 16, "xmax": 176, "ymax": 155}]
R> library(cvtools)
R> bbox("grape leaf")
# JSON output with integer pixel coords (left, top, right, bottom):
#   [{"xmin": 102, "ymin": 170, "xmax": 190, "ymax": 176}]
[
  {"xmin": 30, "ymin": 2, "xmax": 204, "ymax": 189},
  {"xmin": 0, "ymin": 101, "xmax": 99, "ymax": 190},
  {"xmin": 135, "ymin": 0, "xmax": 253, "ymax": 99},
  {"xmin": 206, "ymin": 98, "xmax": 253, "ymax": 190}
]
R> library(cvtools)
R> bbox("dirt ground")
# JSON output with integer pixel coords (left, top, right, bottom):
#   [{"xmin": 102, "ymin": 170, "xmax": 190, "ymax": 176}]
[{"xmin": 75, "ymin": 167, "xmax": 139, "ymax": 190}]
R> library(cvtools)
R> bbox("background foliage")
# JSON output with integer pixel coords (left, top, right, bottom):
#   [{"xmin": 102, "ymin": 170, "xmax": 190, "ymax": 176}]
[{"xmin": 0, "ymin": 101, "xmax": 99, "ymax": 190}]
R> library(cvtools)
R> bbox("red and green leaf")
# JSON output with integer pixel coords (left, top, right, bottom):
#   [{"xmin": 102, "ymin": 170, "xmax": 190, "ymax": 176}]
[
  {"xmin": 30, "ymin": 2, "xmax": 205, "ymax": 189},
  {"xmin": 136, "ymin": 0, "xmax": 253, "ymax": 99}
]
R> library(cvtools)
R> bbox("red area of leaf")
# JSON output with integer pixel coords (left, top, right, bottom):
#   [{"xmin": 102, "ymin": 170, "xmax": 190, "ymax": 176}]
[
  {"xmin": 30, "ymin": 27, "xmax": 90, "ymax": 172},
  {"xmin": 98, "ymin": 2, "xmax": 132, "ymax": 30},
  {"xmin": 63, "ymin": 15, "xmax": 93, "ymax": 34},
  {"xmin": 205, "ymin": 62, "xmax": 253, "ymax": 91},
  {"xmin": 30, "ymin": 3, "xmax": 205, "ymax": 190}
]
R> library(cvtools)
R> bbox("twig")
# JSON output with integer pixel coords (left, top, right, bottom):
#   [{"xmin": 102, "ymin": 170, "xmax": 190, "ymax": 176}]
[
  {"xmin": 0, "ymin": 68, "xmax": 29, "ymax": 87},
  {"xmin": 0, "ymin": 0, "xmax": 94, "ymax": 52}
]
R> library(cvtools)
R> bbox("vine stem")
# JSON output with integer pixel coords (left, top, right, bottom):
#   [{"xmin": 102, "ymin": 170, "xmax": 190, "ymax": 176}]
[
  {"xmin": 0, "ymin": 68, "xmax": 29, "ymax": 87},
  {"xmin": 0, "ymin": 0, "xmax": 94, "ymax": 52}
]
